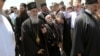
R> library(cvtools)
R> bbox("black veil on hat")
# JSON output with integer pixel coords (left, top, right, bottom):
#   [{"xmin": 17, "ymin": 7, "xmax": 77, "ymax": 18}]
[
  {"xmin": 27, "ymin": 2, "xmax": 37, "ymax": 10},
  {"xmin": 85, "ymin": 0, "xmax": 98, "ymax": 4}
]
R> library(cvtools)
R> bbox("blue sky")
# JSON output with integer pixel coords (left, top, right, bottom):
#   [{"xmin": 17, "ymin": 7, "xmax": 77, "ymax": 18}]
[{"xmin": 3, "ymin": 0, "xmax": 85, "ymax": 10}]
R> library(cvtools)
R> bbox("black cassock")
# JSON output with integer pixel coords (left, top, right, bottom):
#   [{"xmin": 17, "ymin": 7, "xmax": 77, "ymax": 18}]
[
  {"xmin": 70, "ymin": 11, "xmax": 100, "ymax": 56},
  {"xmin": 38, "ymin": 12, "xmax": 49, "ymax": 23},
  {"xmin": 43, "ymin": 23, "xmax": 61, "ymax": 56},
  {"xmin": 21, "ymin": 19, "xmax": 48, "ymax": 56},
  {"xmin": 63, "ymin": 18, "xmax": 72, "ymax": 56}
]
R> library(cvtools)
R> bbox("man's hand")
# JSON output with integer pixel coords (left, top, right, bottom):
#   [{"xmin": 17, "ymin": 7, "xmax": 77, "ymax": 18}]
[
  {"xmin": 37, "ymin": 49, "xmax": 44, "ymax": 54},
  {"xmin": 77, "ymin": 53, "xmax": 81, "ymax": 56},
  {"xmin": 19, "ymin": 36, "xmax": 22, "ymax": 40},
  {"xmin": 58, "ymin": 42, "xmax": 63, "ymax": 48}
]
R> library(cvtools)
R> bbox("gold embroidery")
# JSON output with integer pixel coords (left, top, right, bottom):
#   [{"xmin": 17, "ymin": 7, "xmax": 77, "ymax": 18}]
[
  {"xmin": 32, "ymin": 24, "xmax": 40, "ymax": 45},
  {"xmin": 36, "ymin": 34, "xmax": 40, "ymax": 44}
]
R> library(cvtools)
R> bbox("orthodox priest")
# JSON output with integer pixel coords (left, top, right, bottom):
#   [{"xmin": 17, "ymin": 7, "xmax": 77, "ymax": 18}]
[
  {"xmin": 21, "ymin": 2, "xmax": 48, "ymax": 56},
  {"xmin": 70, "ymin": 0, "xmax": 100, "ymax": 56},
  {"xmin": 0, "ymin": 0, "xmax": 16, "ymax": 56}
]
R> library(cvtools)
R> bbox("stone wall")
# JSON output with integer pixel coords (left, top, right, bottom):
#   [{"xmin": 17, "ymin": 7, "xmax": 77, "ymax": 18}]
[{"xmin": 35, "ymin": 0, "xmax": 46, "ymax": 9}]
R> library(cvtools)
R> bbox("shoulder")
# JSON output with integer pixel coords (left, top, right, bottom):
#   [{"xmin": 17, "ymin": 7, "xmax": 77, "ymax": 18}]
[
  {"xmin": 38, "ymin": 12, "xmax": 43, "ymax": 16},
  {"xmin": 76, "ymin": 12, "xmax": 88, "ymax": 20},
  {"xmin": 75, "ymin": 12, "xmax": 88, "ymax": 25},
  {"xmin": 1, "ymin": 15, "xmax": 8, "ymax": 21},
  {"xmin": 38, "ymin": 19, "xmax": 45, "ymax": 24},
  {"xmin": 22, "ymin": 18, "xmax": 30, "ymax": 27},
  {"xmin": 16, "ymin": 16, "xmax": 20, "ymax": 20}
]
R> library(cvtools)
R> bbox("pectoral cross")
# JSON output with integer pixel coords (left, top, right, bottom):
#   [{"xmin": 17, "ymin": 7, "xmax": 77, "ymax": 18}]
[{"xmin": 36, "ymin": 34, "xmax": 40, "ymax": 44}]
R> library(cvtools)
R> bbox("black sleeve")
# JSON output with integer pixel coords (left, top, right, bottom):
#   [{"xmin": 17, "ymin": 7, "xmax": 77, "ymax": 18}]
[
  {"xmin": 63, "ymin": 18, "xmax": 72, "ymax": 56},
  {"xmin": 15, "ymin": 17, "xmax": 21, "ymax": 37}
]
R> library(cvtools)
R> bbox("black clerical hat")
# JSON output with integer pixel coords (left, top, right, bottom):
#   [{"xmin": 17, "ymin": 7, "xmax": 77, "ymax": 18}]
[
  {"xmin": 20, "ymin": 3, "xmax": 27, "ymax": 8},
  {"xmin": 41, "ymin": 3, "xmax": 47, "ymax": 8},
  {"xmin": 27, "ymin": 2, "xmax": 37, "ymax": 10},
  {"xmin": 85, "ymin": 0, "xmax": 98, "ymax": 4}
]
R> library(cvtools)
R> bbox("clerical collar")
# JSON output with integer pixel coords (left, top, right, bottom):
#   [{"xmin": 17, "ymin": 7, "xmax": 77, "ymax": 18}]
[{"xmin": 85, "ymin": 9, "xmax": 92, "ymax": 15}]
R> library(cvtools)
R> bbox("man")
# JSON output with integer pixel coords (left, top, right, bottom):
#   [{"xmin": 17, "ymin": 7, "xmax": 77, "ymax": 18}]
[
  {"xmin": 9, "ymin": 7, "xmax": 18, "ymax": 26},
  {"xmin": 70, "ymin": 0, "xmax": 100, "ymax": 56},
  {"xmin": 50, "ymin": 2, "xmax": 59, "ymax": 17},
  {"xmin": 64, "ymin": 3, "xmax": 73, "ymax": 19},
  {"xmin": 3, "ymin": 9, "xmax": 14, "ymax": 28},
  {"xmin": 43, "ymin": 14, "xmax": 61, "ymax": 56},
  {"xmin": 55, "ymin": 12, "xmax": 72, "ymax": 56},
  {"xmin": 59, "ymin": 4, "xmax": 66, "ymax": 14},
  {"xmin": 9, "ymin": 6, "xmax": 15, "ymax": 14},
  {"xmin": 70, "ymin": 0, "xmax": 83, "ymax": 29},
  {"xmin": 0, "ymin": 0, "xmax": 16, "ymax": 56},
  {"xmin": 96, "ymin": 0, "xmax": 100, "ymax": 26},
  {"xmin": 70, "ymin": 0, "xmax": 84, "ymax": 44},
  {"xmin": 21, "ymin": 2, "xmax": 47, "ymax": 56},
  {"xmin": 15, "ymin": 3, "xmax": 29, "ymax": 56},
  {"xmin": 38, "ymin": 3, "xmax": 49, "ymax": 23}
]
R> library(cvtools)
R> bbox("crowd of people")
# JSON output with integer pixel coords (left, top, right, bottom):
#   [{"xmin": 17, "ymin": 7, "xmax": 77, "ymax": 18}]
[{"xmin": 0, "ymin": 0, "xmax": 100, "ymax": 56}]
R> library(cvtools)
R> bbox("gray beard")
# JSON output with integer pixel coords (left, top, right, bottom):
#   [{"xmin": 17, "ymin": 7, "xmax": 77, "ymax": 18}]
[{"xmin": 30, "ymin": 16, "xmax": 39, "ymax": 24}]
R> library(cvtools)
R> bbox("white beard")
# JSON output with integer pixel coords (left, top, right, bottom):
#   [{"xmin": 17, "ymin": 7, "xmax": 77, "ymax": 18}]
[{"xmin": 30, "ymin": 16, "xmax": 39, "ymax": 24}]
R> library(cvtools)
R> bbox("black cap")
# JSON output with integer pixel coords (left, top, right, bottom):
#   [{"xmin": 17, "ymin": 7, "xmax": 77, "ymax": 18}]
[
  {"xmin": 85, "ymin": 0, "xmax": 98, "ymax": 4},
  {"xmin": 20, "ymin": 3, "xmax": 27, "ymax": 8},
  {"xmin": 41, "ymin": 3, "xmax": 47, "ymax": 8},
  {"xmin": 27, "ymin": 2, "xmax": 37, "ymax": 10}
]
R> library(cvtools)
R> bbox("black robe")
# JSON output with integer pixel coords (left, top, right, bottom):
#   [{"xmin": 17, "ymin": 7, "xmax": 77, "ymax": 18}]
[
  {"xmin": 15, "ymin": 11, "xmax": 29, "ymax": 44},
  {"xmin": 15, "ymin": 11, "xmax": 29, "ymax": 56},
  {"xmin": 70, "ymin": 11, "xmax": 100, "ymax": 56},
  {"xmin": 38, "ymin": 12, "xmax": 49, "ymax": 23},
  {"xmin": 21, "ymin": 19, "xmax": 47, "ymax": 56},
  {"xmin": 63, "ymin": 18, "xmax": 72, "ymax": 56},
  {"xmin": 43, "ymin": 23, "xmax": 61, "ymax": 56}
]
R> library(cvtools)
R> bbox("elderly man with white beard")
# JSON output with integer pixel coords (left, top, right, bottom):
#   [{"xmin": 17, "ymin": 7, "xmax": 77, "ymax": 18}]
[
  {"xmin": 0, "ymin": 0, "xmax": 16, "ymax": 56},
  {"xmin": 21, "ymin": 2, "xmax": 48, "ymax": 56}
]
